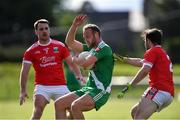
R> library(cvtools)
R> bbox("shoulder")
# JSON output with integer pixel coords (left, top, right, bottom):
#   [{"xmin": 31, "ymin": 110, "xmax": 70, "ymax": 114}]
[
  {"xmin": 99, "ymin": 41, "xmax": 111, "ymax": 50},
  {"xmin": 100, "ymin": 43, "xmax": 112, "ymax": 53},
  {"xmin": 26, "ymin": 42, "xmax": 39, "ymax": 52},
  {"xmin": 51, "ymin": 39, "xmax": 66, "ymax": 47},
  {"xmin": 145, "ymin": 47, "xmax": 157, "ymax": 54},
  {"xmin": 94, "ymin": 44, "xmax": 112, "ymax": 56},
  {"xmin": 147, "ymin": 46, "xmax": 165, "ymax": 54}
]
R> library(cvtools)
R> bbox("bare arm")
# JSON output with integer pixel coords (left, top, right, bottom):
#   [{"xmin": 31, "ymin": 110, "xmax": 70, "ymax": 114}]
[
  {"xmin": 117, "ymin": 65, "xmax": 151, "ymax": 99},
  {"xmin": 73, "ymin": 54, "xmax": 97, "ymax": 68},
  {"xmin": 113, "ymin": 53, "xmax": 143, "ymax": 67},
  {"xmin": 19, "ymin": 62, "xmax": 31, "ymax": 105},
  {"xmin": 130, "ymin": 65, "xmax": 151, "ymax": 86},
  {"xmin": 65, "ymin": 15, "xmax": 87, "ymax": 53},
  {"xmin": 125, "ymin": 57, "xmax": 143, "ymax": 67},
  {"xmin": 65, "ymin": 55, "xmax": 85, "ymax": 83}
]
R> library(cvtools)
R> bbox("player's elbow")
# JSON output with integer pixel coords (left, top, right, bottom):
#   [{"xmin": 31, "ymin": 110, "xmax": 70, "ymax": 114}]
[
  {"xmin": 65, "ymin": 39, "xmax": 70, "ymax": 46},
  {"xmin": 142, "ymin": 65, "xmax": 151, "ymax": 74},
  {"xmin": 137, "ymin": 62, "xmax": 143, "ymax": 67}
]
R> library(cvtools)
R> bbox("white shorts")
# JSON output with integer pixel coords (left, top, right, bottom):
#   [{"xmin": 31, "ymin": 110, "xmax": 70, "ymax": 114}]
[
  {"xmin": 142, "ymin": 87, "xmax": 173, "ymax": 112},
  {"xmin": 34, "ymin": 85, "xmax": 70, "ymax": 103}
]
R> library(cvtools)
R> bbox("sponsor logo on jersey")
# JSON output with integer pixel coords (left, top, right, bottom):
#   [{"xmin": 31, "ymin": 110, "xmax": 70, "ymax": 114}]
[{"xmin": 40, "ymin": 56, "xmax": 57, "ymax": 67}]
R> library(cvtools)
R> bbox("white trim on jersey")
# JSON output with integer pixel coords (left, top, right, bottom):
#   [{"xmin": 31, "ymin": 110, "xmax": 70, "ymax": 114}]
[
  {"xmin": 90, "ymin": 70, "xmax": 105, "ymax": 91},
  {"xmin": 37, "ymin": 39, "xmax": 52, "ymax": 46},
  {"xmin": 90, "ymin": 70, "xmax": 111, "ymax": 93},
  {"xmin": 143, "ymin": 62, "xmax": 153, "ymax": 68},
  {"xmin": 23, "ymin": 60, "xmax": 32, "ymax": 64},
  {"xmin": 142, "ymin": 59, "xmax": 153, "ymax": 68}
]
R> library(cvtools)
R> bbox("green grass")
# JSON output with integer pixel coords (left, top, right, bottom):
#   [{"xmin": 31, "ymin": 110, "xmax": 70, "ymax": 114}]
[
  {"xmin": 0, "ymin": 62, "xmax": 35, "ymax": 100},
  {"xmin": 0, "ymin": 98, "xmax": 180, "ymax": 120},
  {"xmin": 0, "ymin": 62, "xmax": 180, "ymax": 100},
  {"xmin": 0, "ymin": 62, "xmax": 180, "ymax": 119},
  {"xmin": 113, "ymin": 62, "xmax": 180, "ymax": 76},
  {"xmin": 0, "ymin": 85, "xmax": 180, "ymax": 119}
]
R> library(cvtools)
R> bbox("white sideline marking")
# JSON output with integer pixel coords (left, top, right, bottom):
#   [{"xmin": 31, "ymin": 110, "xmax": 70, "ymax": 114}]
[{"xmin": 112, "ymin": 76, "xmax": 180, "ymax": 85}]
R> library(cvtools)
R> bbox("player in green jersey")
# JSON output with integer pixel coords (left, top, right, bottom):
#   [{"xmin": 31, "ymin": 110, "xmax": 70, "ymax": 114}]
[{"xmin": 55, "ymin": 14, "xmax": 114, "ymax": 119}]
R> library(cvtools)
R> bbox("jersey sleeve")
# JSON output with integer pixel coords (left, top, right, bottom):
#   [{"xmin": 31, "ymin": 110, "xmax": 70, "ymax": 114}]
[
  {"xmin": 143, "ymin": 49, "xmax": 157, "ymax": 67},
  {"xmin": 92, "ymin": 46, "xmax": 111, "ymax": 60},
  {"xmin": 23, "ymin": 50, "xmax": 33, "ymax": 64}
]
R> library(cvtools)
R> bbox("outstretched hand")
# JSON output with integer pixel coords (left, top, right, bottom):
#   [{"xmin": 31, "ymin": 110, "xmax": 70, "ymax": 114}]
[
  {"xmin": 113, "ymin": 53, "xmax": 127, "ymax": 62},
  {"xmin": 117, "ymin": 83, "xmax": 131, "ymax": 99},
  {"xmin": 19, "ymin": 92, "xmax": 29, "ymax": 105},
  {"xmin": 73, "ymin": 14, "xmax": 87, "ymax": 27}
]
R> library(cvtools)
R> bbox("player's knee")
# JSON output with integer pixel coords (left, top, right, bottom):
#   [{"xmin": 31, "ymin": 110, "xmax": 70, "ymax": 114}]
[
  {"xmin": 131, "ymin": 108, "xmax": 135, "ymax": 118},
  {"xmin": 133, "ymin": 108, "xmax": 144, "ymax": 119},
  {"xmin": 131, "ymin": 106, "xmax": 137, "ymax": 119}
]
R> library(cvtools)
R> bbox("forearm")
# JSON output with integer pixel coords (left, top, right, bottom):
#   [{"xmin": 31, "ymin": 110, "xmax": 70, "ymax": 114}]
[
  {"xmin": 20, "ymin": 72, "xmax": 28, "ymax": 92},
  {"xmin": 130, "ymin": 68, "xmax": 148, "ymax": 86},
  {"xmin": 69, "ymin": 62, "xmax": 82, "ymax": 78},
  {"xmin": 125, "ymin": 57, "xmax": 143, "ymax": 67}
]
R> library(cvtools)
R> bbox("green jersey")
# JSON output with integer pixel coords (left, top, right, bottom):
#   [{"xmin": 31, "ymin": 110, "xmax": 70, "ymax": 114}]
[
  {"xmin": 83, "ymin": 41, "xmax": 114, "ymax": 93},
  {"xmin": 64, "ymin": 62, "xmax": 82, "ymax": 91}
]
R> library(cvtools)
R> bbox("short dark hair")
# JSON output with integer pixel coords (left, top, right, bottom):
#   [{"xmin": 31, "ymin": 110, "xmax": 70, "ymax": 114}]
[
  {"xmin": 83, "ymin": 24, "xmax": 101, "ymax": 36},
  {"xmin": 34, "ymin": 19, "xmax": 49, "ymax": 30},
  {"xmin": 141, "ymin": 28, "xmax": 163, "ymax": 45}
]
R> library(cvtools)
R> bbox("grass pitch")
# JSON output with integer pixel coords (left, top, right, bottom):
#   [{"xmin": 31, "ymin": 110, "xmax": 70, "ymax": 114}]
[{"xmin": 0, "ymin": 97, "xmax": 180, "ymax": 120}]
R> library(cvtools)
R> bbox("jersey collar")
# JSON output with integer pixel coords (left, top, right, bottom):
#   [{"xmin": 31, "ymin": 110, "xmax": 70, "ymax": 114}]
[
  {"xmin": 38, "ymin": 38, "xmax": 52, "ymax": 46},
  {"xmin": 154, "ymin": 45, "xmax": 161, "ymax": 48},
  {"xmin": 97, "ymin": 40, "xmax": 104, "ymax": 48}
]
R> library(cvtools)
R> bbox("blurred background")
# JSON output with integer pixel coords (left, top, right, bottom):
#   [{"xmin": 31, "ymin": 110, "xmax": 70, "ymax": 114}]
[
  {"xmin": 0, "ymin": 0, "xmax": 180, "ymax": 119},
  {"xmin": 1, "ymin": 0, "xmax": 180, "ymax": 62}
]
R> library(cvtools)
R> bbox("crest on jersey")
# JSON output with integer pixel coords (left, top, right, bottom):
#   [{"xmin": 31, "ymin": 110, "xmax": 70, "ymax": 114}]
[{"xmin": 53, "ymin": 47, "xmax": 59, "ymax": 53}]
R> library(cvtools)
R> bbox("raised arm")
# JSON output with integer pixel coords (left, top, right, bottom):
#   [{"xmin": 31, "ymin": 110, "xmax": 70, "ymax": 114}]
[{"xmin": 65, "ymin": 15, "xmax": 87, "ymax": 53}]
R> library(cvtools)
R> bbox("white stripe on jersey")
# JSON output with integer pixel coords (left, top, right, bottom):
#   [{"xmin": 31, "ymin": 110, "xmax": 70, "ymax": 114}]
[{"xmin": 23, "ymin": 60, "xmax": 32, "ymax": 64}]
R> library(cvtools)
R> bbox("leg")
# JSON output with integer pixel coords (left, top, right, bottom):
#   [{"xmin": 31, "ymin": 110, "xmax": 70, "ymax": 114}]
[
  {"xmin": 131, "ymin": 103, "xmax": 138, "ymax": 119},
  {"xmin": 71, "ymin": 93, "xmax": 95, "ymax": 120},
  {"xmin": 66, "ymin": 109, "xmax": 73, "ymax": 119},
  {"xmin": 54, "ymin": 92, "xmax": 79, "ymax": 120},
  {"xmin": 31, "ymin": 94, "xmax": 48, "ymax": 120},
  {"xmin": 134, "ymin": 97, "xmax": 158, "ymax": 119}
]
